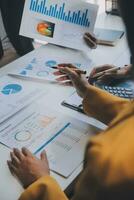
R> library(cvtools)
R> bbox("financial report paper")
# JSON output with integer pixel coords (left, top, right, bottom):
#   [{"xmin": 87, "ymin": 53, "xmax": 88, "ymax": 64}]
[
  {"xmin": 0, "ymin": 76, "xmax": 47, "ymax": 124},
  {"xmin": 20, "ymin": 0, "xmax": 98, "ymax": 52},
  {"xmin": 9, "ymin": 44, "xmax": 92, "ymax": 83},
  {"xmin": 0, "ymin": 101, "xmax": 101, "ymax": 177}
]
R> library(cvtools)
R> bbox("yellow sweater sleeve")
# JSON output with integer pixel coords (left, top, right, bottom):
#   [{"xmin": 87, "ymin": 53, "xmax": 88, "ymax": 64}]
[
  {"xmin": 72, "ymin": 101, "xmax": 134, "ymax": 200},
  {"xmin": 82, "ymin": 85, "xmax": 129, "ymax": 124},
  {"xmin": 19, "ymin": 176, "xmax": 68, "ymax": 200}
]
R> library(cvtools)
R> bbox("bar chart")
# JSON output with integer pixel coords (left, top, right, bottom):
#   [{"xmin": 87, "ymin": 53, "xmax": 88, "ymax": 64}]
[{"xmin": 29, "ymin": 0, "xmax": 90, "ymax": 27}]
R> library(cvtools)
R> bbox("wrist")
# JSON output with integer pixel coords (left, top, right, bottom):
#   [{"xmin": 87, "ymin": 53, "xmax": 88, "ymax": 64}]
[{"xmin": 81, "ymin": 84, "xmax": 90, "ymax": 99}]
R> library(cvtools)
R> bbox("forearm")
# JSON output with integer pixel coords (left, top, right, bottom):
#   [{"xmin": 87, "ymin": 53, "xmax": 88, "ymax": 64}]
[
  {"xmin": 19, "ymin": 176, "xmax": 68, "ymax": 200},
  {"xmin": 82, "ymin": 85, "xmax": 129, "ymax": 124}
]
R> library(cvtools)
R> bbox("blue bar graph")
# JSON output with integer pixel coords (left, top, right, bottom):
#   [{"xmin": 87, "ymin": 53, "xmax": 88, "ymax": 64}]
[
  {"xmin": 54, "ymin": 5, "xmax": 57, "ymax": 17},
  {"xmin": 44, "ymin": 7, "xmax": 46, "ymax": 14},
  {"xmin": 40, "ymin": 1, "xmax": 43, "ymax": 13},
  {"xmin": 29, "ymin": 0, "xmax": 90, "ymax": 27},
  {"xmin": 56, "ymin": 11, "xmax": 58, "ymax": 18},
  {"xmin": 63, "ymin": 13, "xmax": 65, "ymax": 20}
]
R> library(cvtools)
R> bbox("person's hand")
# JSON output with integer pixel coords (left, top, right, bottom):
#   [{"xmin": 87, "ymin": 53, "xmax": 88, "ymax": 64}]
[
  {"xmin": 89, "ymin": 64, "xmax": 132, "ymax": 84},
  {"xmin": 7, "ymin": 147, "xmax": 50, "ymax": 188},
  {"xmin": 84, "ymin": 32, "xmax": 98, "ymax": 49},
  {"xmin": 53, "ymin": 63, "xmax": 76, "ymax": 84},
  {"xmin": 55, "ymin": 64, "xmax": 89, "ymax": 98}
]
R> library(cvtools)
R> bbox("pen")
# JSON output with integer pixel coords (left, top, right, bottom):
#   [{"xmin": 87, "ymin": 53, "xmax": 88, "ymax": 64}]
[
  {"xmin": 74, "ymin": 69, "xmax": 87, "ymax": 75},
  {"xmin": 62, "ymin": 102, "xmax": 84, "ymax": 113},
  {"xmin": 51, "ymin": 66, "xmax": 58, "ymax": 69},
  {"xmin": 88, "ymin": 66, "xmax": 121, "ymax": 84},
  {"xmin": 92, "ymin": 67, "xmax": 121, "ymax": 79},
  {"xmin": 51, "ymin": 66, "xmax": 87, "ymax": 75}
]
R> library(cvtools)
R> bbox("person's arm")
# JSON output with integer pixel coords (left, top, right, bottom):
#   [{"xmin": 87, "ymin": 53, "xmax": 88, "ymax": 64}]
[
  {"xmin": 82, "ymin": 85, "xmax": 129, "ymax": 124},
  {"xmin": 56, "ymin": 64, "xmax": 129, "ymax": 125},
  {"xmin": 19, "ymin": 176, "xmax": 68, "ymax": 200}
]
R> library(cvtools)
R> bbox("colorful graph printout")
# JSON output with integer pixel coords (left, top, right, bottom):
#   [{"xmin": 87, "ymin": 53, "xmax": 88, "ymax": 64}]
[{"xmin": 20, "ymin": 0, "xmax": 98, "ymax": 52}]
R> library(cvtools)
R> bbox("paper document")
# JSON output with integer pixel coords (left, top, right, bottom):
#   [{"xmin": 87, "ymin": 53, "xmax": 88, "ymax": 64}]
[
  {"xmin": 0, "ymin": 76, "xmax": 47, "ymax": 124},
  {"xmin": 0, "ymin": 101, "xmax": 101, "ymax": 177},
  {"xmin": 9, "ymin": 44, "xmax": 92, "ymax": 83},
  {"xmin": 20, "ymin": 0, "xmax": 98, "ymax": 52}
]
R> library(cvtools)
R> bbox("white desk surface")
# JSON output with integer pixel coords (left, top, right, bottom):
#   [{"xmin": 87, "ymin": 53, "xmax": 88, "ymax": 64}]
[{"xmin": 0, "ymin": 12, "xmax": 130, "ymax": 200}]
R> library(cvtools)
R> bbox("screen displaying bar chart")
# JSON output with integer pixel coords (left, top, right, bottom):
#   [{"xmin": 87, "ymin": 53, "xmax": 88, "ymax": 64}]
[{"xmin": 29, "ymin": 0, "xmax": 90, "ymax": 27}]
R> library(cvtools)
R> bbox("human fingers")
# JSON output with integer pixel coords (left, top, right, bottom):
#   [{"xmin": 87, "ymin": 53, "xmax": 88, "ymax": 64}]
[
  {"xmin": 84, "ymin": 32, "xmax": 97, "ymax": 42},
  {"xmin": 89, "ymin": 68, "xmax": 97, "ymax": 78},
  {"xmin": 98, "ymin": 67, "xmax": 130, "ymax": 82},
  {"xmin": 58, "ymin": 65, "xmax": 86, "ymax": 75},
  {"xmin": 89, "ymin": 68, "xmax": 115, "ymax": 84},
  {"xmin": 90, "ymin": 65, "xmax": 115, "ymax": 78},
  {"xmin": 40, "ymin": 151, "xmax": 49, "ymax": 166},
  {"xmin": 56, "ymin": 75, "xmax": 69, "ymax": 82},
  {"xmin": 58, "ymin": 78, "xmax": 73, "ymax": 86},
  {"xmin": 62, "ymin": 81, "xmax": 73, "ymax": 86},
  {"xmin": 58, "ymin": 67, "xmax": 83, "ymax": 90},
  {"xmin": 58, "ymin": 67, "xmax": 78, "ymax": 80},
  {"xmin": 98, "ymin": 73, "xmax": 115, "ymax": 80},
  {"xmin": 57, "ymin": 64, "xmax": 82, "ymax": 81},
  {"xmin": 58, "ymin": 63, "xmax": 76, "ymax": 69},
  {"xmin": 96, "ymin": 70, "xmax": 120, "ymax": 83},
  {"xmin": 54, "ymin": 64, "xmax": 77, "ymax": 76},
  {"xmin": 74, "ymin": 69, "xmax": 86, "ymax": 75},
  {"xmin": 84, "ymin": 34, "xmax": 97, "ymax": 49},
  {"xmin": 53, "ymin": 71, "xmax": 63, "ymax": 76},
  {"xmin": 93, "ymin": 67, "xmax": 119, "ymax": 79},
  {"xmin": 22, "ymin": 147, "xmax": 33, "ymax": 157},
  {"xmin": 7, "ymin": 160, "xmax": 17, "ymax": 175},
  {"xmin": 10, "ymin": 152, "xmax": 20, "ymax": 166},
  {"xmin": 40, "ymin": 151, "xmax": 50, "ymax": 175},
  {"xmin": 13, "ymin": 148, "xmax": 24, "ymax": 161}
]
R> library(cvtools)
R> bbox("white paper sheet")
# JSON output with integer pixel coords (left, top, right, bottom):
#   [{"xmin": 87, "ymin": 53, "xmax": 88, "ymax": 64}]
[
  {"xmin": 0, "ymin": 101, "xmax": 101, "ymax": 177},
  {"xmin": 0, "ymin": 76, "xmax": 47, "ymax": 124},
  {"xmin": 9, "ymin": 44, "xmax": 92, "ymax": 83},
  {"xmin": 20, "ymin": 0, "xmax": 98, "ymax": 52}
]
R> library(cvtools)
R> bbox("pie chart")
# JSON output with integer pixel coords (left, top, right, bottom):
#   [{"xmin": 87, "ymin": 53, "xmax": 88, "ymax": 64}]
[
  {"xmin": 14, "ymin": 130, "xmax": 31, "ymax": 142},
  {"xmin": 45, "ymin": 60, "xmax": 57, "ymax": 68},
  {"xmin": 37, "ymin": 71, "xmax": 49, "ymax": 77},
  {"xmin": 1, "ymin": 84, "xmax": 22, "ymax": 95}
]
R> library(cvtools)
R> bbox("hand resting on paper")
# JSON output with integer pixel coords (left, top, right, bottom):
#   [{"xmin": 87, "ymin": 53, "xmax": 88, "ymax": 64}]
[{"xmin": 7, "ymin": 147, "xmax": 50, "ymax": 188}]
